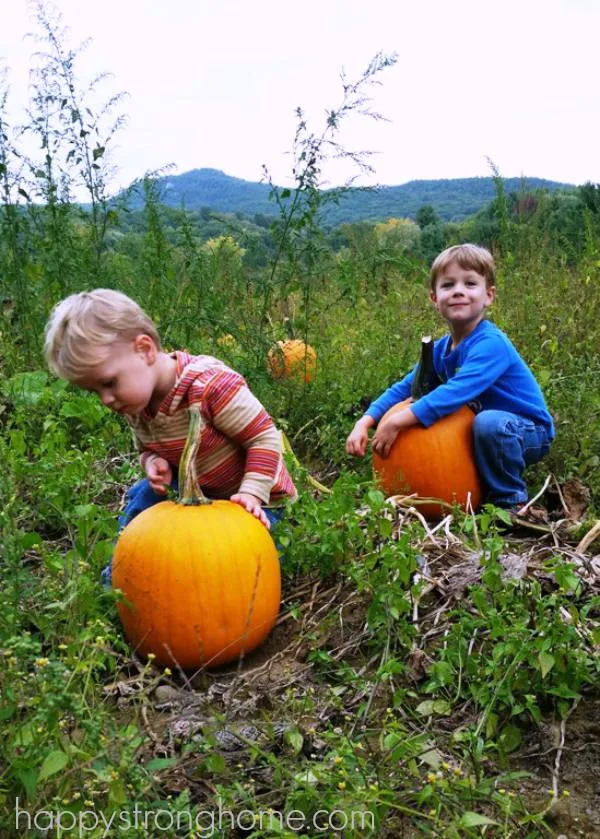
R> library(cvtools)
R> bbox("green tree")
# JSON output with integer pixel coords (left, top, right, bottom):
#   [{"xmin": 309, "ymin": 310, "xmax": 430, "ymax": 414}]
[{"xmin": 416, "ymin": 204, "xmax": 440, "ymax": 229}]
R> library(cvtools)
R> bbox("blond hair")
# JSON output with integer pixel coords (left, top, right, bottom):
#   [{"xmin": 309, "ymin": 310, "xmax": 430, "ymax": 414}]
[
  {"xmin": 44, "ymin": 289, "xmax": 161, "ymax": 379},
  {"xmin": 430, "ymin": 244, "xmax": 496, "ymax": 290}
]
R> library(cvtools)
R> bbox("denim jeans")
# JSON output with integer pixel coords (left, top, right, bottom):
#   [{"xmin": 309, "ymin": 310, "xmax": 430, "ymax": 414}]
[
  {"xmin": 103, "ymin": 478, "xmax": 283, "ymax": 586},
  {"xmin": 472, "ymin": 410, "xmax": 552, "ymax": 508}
]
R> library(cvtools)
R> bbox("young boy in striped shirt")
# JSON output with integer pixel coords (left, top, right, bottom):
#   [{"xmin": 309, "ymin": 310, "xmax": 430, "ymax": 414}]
[{"xmin": 44, "ymin": 289, "xmax": 296, "ymax": 582}]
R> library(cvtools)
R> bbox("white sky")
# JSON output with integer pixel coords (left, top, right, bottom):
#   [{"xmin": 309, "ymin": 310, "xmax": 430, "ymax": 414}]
[{"xmin": 1, "ymin": 0, "xmax": 599, "ymax": 194}]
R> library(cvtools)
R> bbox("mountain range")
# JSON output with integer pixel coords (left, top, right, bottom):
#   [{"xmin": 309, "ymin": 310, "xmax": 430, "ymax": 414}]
[{"xmin": 126, "ymin": 168, "xmax": 574, "ymax": 226}]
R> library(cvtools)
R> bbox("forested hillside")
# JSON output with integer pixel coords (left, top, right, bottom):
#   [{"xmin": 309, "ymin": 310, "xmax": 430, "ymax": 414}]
[{"xmin": 122, "ymin": 166, "xmax": 572, "ymax": 224}]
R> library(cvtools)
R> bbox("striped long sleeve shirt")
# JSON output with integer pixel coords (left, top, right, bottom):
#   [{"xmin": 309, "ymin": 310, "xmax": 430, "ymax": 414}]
[{"xmin": 128, "ymin": 352, "xmax": 297, "ymax": 504}]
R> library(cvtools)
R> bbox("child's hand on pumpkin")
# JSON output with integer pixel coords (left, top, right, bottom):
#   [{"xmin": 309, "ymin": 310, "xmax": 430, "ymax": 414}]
[
  {"xmin": 372, "ymin": 407, "xmax": 418, "ymax": 458},
  {"xmin": 230, "ymin": 492, "xmax": 270, "ymax": 528},
  {"xmin": 346, "ymin": 416, "xmax": 375, "ymax": 456},
  {"xmin": 145, "ymin": 454, "xmax": 173, "ymax": 494}
]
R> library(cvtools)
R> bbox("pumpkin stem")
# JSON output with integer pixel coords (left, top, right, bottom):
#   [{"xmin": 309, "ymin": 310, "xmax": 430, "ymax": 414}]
[
  {"xmin": 179, "ymin": 405, "xmax": 211, "ymax": 506},
  {"xmin": 410, "ymin": 336, "xmax": 440, "ymax": 400},
  {"xmin": 283, "ymin": 316, "xmax": 295, "ymax": 340}
]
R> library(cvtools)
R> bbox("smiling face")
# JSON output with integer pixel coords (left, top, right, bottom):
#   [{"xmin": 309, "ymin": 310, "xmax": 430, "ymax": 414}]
[
  {"xmin": 74, "ymin": 335, "xmax": 160, "ymax": 417},
  {"xmin": 431, "ymin": 260, "xmax": 495, "ymax": 341}
]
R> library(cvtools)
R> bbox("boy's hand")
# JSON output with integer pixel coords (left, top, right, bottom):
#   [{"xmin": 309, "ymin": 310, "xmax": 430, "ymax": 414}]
[
  {"xmin": 372, "ymin": 407, "xmax": 418, "ymax": 459},
  {"xmin": 230, "ymin": 492, "xmax": 270, "ymax": 529},
  {"xmin": 346, "ymin": 416, "xmax": 375, "ymax": 457},
  {"xmin": 145, "ymin": 455, "xmax": 173, "ymax": 494}
]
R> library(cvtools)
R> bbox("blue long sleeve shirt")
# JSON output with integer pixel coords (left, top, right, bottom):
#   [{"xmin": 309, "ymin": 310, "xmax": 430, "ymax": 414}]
[{"xmin": 366, "ymin": 320, "xmax": 555, "ymax": 439}]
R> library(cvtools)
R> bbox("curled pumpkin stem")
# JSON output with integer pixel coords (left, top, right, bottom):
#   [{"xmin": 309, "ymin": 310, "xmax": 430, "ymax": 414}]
[{"xmin": 179, "ymin": 405, "xmax": 211, "ymax": 506}]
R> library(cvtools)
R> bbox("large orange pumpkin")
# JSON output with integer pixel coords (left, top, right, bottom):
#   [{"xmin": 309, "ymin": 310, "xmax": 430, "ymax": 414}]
[
  {"xmin": 112, "ymin": 407, "xmax": 280, "ymax": 669},
  {"xmin": 268, "ymin": 339, "xmax": 316, "ymax": 383},
  {"xmin": 372, "ymin": 336, "xmax": 482, "ymax": 518},
  {"xmin": 372, "ymin": 399, "xmax": 481, "ymax": 518}
]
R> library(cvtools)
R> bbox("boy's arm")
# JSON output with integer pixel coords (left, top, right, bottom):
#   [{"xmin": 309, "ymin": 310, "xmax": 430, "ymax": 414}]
[
  {"xmin": 130, "ymin": 429, "xmax": 173, "ymax": 492},
  {"xmin": 365, "ymin": 367, "xmax": 416, "ymax": 424},
  {"xmin": 200, "ymin": 371, "xmax": 281, "ymax": 504},
  {"xmin": 411, "ymin": 337, "xmax": 511, "ymax": 427},
  {"xmin": 346, "ymin": 367, "xmax": 416, "ymax": 456}
]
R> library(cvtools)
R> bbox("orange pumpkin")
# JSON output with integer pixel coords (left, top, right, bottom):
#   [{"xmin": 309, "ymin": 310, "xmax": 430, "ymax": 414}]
[
  {"xmin": 112, "ymin": 406, "xmax": 280, "ymax": 669},
  {"xmin": 372, "ymin": 399, "xmax": 481, "ymax": 518},
  {"xmin": 371, "ymin": 337, "xmax": 481, "ymax": 518},
  {"xmin": 268, "ymin": 339, "xmax": 316, "ymax": 383}
]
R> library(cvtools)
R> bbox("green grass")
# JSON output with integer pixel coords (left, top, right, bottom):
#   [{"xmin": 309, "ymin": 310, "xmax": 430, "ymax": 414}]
[{"xmin": 1, "ymin": 258, "xmax": 599, "ymax": 834}]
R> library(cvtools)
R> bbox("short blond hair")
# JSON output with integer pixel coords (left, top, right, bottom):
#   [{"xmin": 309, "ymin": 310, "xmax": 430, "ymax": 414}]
[
  {"xmin": 44, "ymin": 289, "xmax": 161, "ymax": 379},
  {"xmin": 430, "ymin": 244, "xmax": 496, "ymax": 290}
]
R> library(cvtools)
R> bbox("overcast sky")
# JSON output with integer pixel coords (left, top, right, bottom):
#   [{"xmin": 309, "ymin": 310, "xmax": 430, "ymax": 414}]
[{"xmin": 1, "ymin": 0, "xmax": 599, "ymax": 195}]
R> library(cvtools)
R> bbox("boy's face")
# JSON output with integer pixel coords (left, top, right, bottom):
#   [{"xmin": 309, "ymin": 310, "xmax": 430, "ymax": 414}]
[
  {"xmin": 431, "ymin": 260, "xmax": 495, "ymax": 332},
  {"xmin": 74, "ymin": 336, "xmax": 159, "ymax": 417}
]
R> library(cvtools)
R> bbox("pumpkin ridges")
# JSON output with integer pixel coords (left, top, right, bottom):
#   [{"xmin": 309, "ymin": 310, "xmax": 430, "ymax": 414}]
[
  {"xmin": 372, "ymin": 399, "xmax": 481, "ymax": 519},
  {"xmin": 113, "ymin": 500, "xmax": 280, "ymax": 668}
]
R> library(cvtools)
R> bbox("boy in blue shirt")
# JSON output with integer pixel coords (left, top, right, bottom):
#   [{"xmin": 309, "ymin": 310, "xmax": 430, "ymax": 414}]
[{"xmin": 346, "ymin": 244, "xmax": 554, "ymax": 511}]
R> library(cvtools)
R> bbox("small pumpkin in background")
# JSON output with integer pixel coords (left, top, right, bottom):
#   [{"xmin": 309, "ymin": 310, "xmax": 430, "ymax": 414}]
[
  {"xmin": 216, "ymin": 333, "xmax": 237, "ymax": 349},
  {"xmin": 268, "ymin": 339, "xmax": 317, "ymax": 383},
  {"xmin": 112, "ymin": 406, "xmax": 280, "ymax": 669},
  {"xmin": 372, "ymin": 336, "xmax": 482, "ymax": 518}
]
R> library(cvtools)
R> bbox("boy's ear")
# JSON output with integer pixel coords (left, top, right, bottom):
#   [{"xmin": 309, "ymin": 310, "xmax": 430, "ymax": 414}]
[
  {"xmin": 430, "ymin": 290, "xmax": 438, "ymax": 304},
  {"xmin": 134, "ymin": 333, "xmax": 157, "ymax": 362},
  {"xmin": 486, "ymin": 285, "xmax": 497, "ymax": 305}
]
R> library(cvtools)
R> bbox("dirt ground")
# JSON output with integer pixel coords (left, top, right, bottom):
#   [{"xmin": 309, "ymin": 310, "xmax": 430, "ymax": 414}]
[{"xmin": 106, "ymin": 488, "xmax": 600, "ymax": 836}]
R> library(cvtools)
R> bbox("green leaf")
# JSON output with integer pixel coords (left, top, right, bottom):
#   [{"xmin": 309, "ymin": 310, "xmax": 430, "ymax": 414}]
[
  {"xmin": 203, "ymin": 753, "xmax": 226, "ymax": 772},
  {"xmin": 420, "ymin": 748, "xmax": 442, "ymax": 769},
  {"xmin": 366, "ymin": 488, "xmax": 385, "ymax": 509},
  {"xmin": 294, "ymin": 768, "xmax": 319, "ymax": 786},
  {"xmin": 109, "ymin": 779, "xmax": 126, "ymax": 805},
  {"xmin": 145, "ymin": 757, "xmax": 177, "ymax": 772},
  {"xmin": 0, "ymin": 698, "xmax": 16, "ymax": 721},
  {"xmin": 5, "ymin": 371, "xmax": 49, "ymax": 406},
  {"xmin": 416, "ymin": 699, "xmax": 451, "ymax": 717},
  {"xmin": 15, "ymin": 723, "xmax": 34, "ymax": 746},
  {"xmin": 38, "ymin": 749, "xmax": 69, "ymax": 781},
  {"xmin": 17, "ymin": 768, "xmax": 37, "ymax": 801},
  {"xmin": 283, "ymin": 727, "xmax": 304, "ymax": 755},
  {"xmin": 485, "ymin": 711, "xmax": 498, "ymax": 739},
  {"xmin": 499, "ymin": 723, "xmax": 522, "ymax": 753},
  {"xmin": 539, "ymin": 651, "xmax": 555, "ymax": 678},
  {"xmin": 495, "ymin": 508, "xmax": 513, "ymax": 526},
  {"xmin": 18, "ymin": 531, "xmax": 42, "ymax": 551},
  {"xmin": 458, "ymin": 812, "xmax": 498, "ymax": 828},
  {"xmin": 92, "ymin": 145, "xmax": 105, "ymax": 160},
  {"xmin": 73, "ymin": 504, "xmax": 97, "ymax": 519},
  {"xmin": 280, "ymin": 188, "xmax": 291, "ymax": 199}
]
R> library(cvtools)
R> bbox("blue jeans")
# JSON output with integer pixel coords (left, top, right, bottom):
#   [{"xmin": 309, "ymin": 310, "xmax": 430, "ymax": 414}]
[
  {"xmin": 472, "ymin": 410, "xmax": 552, "ymax": 508},
  {"xmin": 103, "ymin": 479, "xmax": 283, "ymax": 586}
]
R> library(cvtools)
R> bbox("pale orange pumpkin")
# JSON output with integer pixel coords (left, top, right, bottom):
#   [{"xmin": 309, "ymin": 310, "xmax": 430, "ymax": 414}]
[
  {"xmin": 372, "ymin": 337, "xmax": 482, "ymax": 518},
  {"xmin": 112, "ymin": 406, "xmax": 280, "ymax": 669},
  {"xmin": 267, "ymin": 339, "xmax": 316, "ymax": 383}
]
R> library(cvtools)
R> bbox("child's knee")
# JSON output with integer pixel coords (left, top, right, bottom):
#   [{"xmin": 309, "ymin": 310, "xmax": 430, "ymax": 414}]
[{"xmin": 472, "ymin": 410, "xmax": 506, "ymax": 444}]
